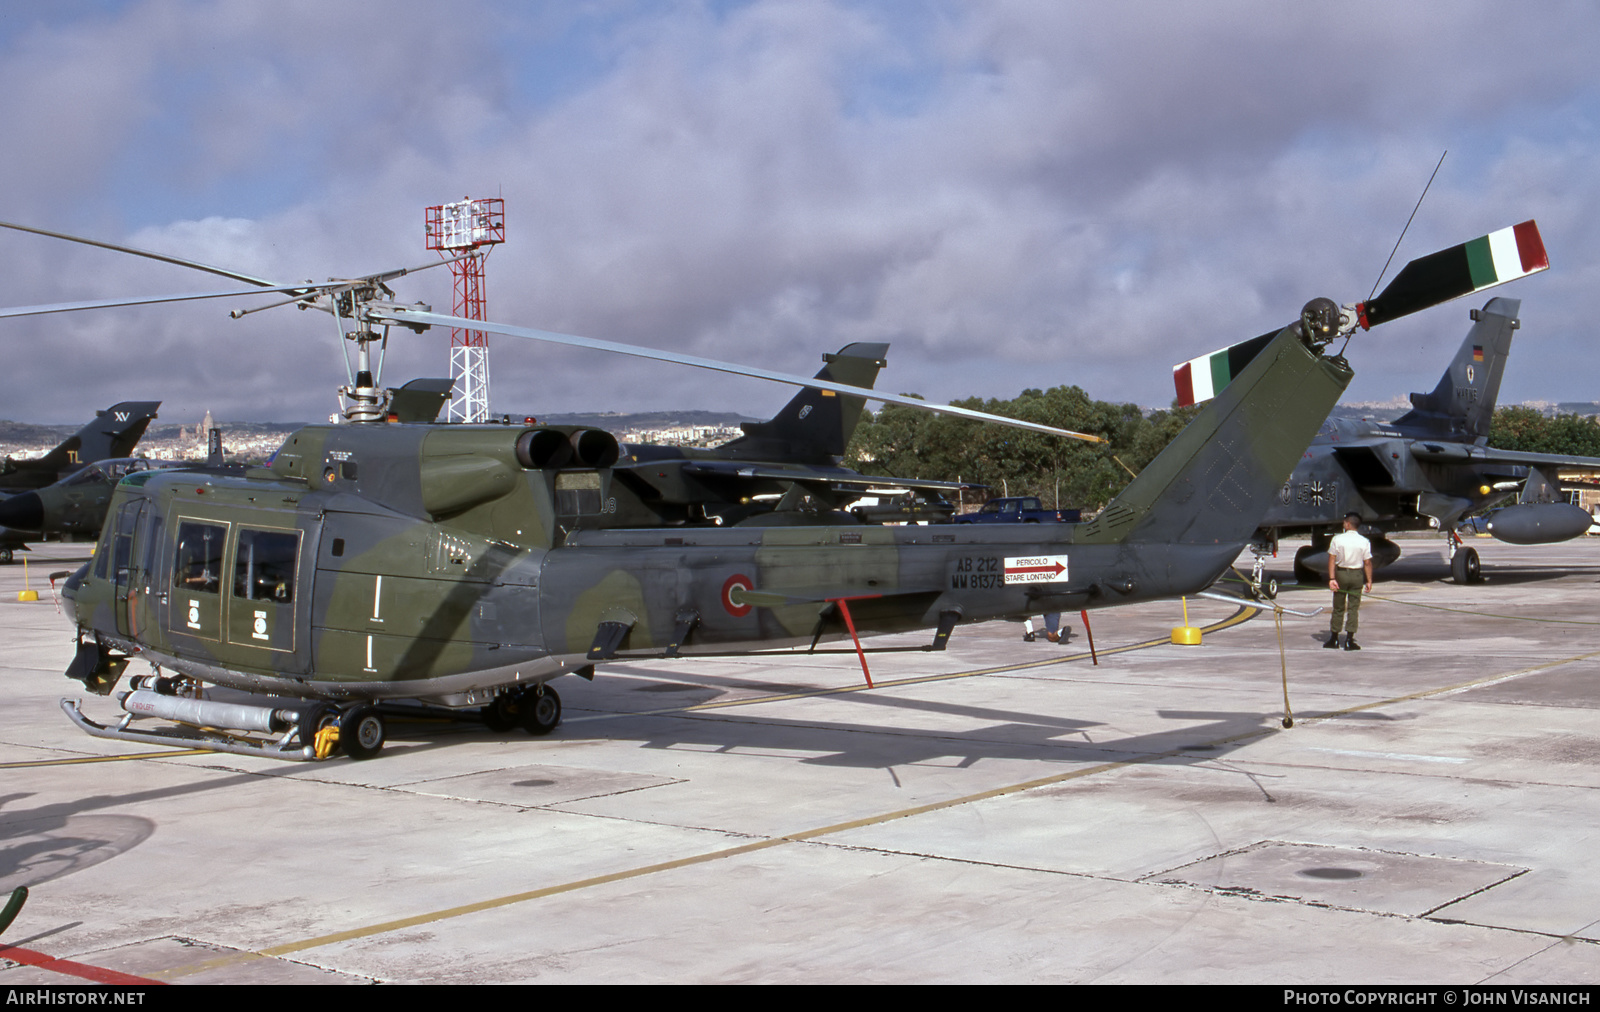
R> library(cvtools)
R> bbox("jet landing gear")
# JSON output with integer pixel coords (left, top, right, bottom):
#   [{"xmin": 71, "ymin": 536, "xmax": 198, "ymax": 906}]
[
  {"xmin": 1448, "ymin": 532, "xmax": 1481, "ymax": 584},
  {"xmin": 480, "ymin": 684, "xmax": 562, "ymax": 736},
  {"xmin": 1245, "ymin": 544, "xmax": 1279, "ymax": 600}
]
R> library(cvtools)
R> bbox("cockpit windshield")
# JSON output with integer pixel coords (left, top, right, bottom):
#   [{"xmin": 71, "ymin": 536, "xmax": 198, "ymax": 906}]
[{"xmin": 60, "ymin": 458, "xmax": 180, "ymax": 487}]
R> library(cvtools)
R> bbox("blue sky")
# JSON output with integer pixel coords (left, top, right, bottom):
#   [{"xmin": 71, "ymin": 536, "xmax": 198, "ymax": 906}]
[{"xmin": 1, "ymin": 0, "xmax": 1598, "ymax": 425}]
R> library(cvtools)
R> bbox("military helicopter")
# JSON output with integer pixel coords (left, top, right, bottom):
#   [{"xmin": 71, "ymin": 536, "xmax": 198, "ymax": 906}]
[
  {"xmin": 1173, "ymin": 222, "xmax": 1560, "ymax": 589},
  {"xmin": 0, "ymin": 216, "xmax": 1541, "ymax": 761}
]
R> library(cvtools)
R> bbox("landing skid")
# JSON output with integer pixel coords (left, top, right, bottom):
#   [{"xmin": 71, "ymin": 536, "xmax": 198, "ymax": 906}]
[
  {"xmin": 61, "ymin": 697, "xmax": 319, "ymax": 761},
  {"xmin": 62, "ymin": 680, "xmax": 568, "ymax": 762}
]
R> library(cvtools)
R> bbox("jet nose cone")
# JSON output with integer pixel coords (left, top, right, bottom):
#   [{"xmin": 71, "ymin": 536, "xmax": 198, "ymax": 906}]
[{"xmin": 0, "ymin": 492, "xmax": 43, "ymax": 532}]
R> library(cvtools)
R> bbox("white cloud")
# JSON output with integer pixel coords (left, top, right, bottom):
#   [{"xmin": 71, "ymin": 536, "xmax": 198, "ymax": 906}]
[{"xmin": 1, "ymin": 0, "xmax": 1597, "ymax": 425}]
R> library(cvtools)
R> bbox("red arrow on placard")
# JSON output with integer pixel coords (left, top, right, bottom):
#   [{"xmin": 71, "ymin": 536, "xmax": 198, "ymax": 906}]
[{"xmin": 1004, "ymin": 562, "xmax": 1066, "ymax": 577}]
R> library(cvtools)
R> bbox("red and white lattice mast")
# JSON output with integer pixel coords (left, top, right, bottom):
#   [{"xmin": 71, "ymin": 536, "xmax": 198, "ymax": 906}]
[{"xmin": 424, "ymin": 197, "xmax": 505, "ymax": 423}]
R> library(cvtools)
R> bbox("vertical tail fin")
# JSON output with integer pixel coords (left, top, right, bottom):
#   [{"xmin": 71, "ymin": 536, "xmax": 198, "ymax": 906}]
[
  {"xmin": 61, "ymin": 401, "xmax": 162, "ymax": 467},
  {"xmin": 9, "ymin": 401, "xmax": 161, "ymax": 484},
  {"xmin": 1392, "ymin": 297, "xmax": 1518, "ymax": 442},
  {"xmin": 1082, "ymin": 325, "xmax": 1352, "ymax": 547},
  {"xmin": 716, "ymin": 343, "xmax": 889, "ymax": 464}
]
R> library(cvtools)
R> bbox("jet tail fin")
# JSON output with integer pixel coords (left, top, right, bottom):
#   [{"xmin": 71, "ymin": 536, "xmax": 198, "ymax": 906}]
[
  {"xmin": 717, "ymin": 343, "xmax": 889, "ymax": 464},
  {"xmin": 1392, "ymin": 298, "xmax": 1519, "ymax": 441},
  {"xmin": 26, "ymin": 401, "xmax": 161, "ymax": 477}
]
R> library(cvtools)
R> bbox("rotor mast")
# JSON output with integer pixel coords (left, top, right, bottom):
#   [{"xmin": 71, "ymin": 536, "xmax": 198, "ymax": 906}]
[{"xmin": 425, "ymin": 198, "xmax": 505, "ymax": 423}]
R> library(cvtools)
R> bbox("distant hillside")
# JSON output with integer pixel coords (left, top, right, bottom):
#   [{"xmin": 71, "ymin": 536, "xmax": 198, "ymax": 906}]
[
  {"xmin": 0, "ymin": 411, "xmax": 757, "ymax": 457},
  {"xmin": 1329, "ymin": 400, "xmax": 1600, "ymax": 424},
  {"xmin": 0, "ymin": 419, "xmax": 77, "ymax": 447}
]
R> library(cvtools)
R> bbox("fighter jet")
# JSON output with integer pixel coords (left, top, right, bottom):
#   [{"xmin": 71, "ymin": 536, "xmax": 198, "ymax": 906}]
[
  {"xmin": 0, "ymin": 401, "xmax": 161, "ymax": 562},
  {"xmin": 0, "ymin": 401, "xmax": 161, "ymax": 492},
  {"xmin": 607, "ymin": 342, "xmax": 975, "ymax": 527},
  {"xmin": 1187, "ymin": 297, "xmax": 1597, "ymax": 585},
  {"xmin": 0, "ymin": 456, "xmax": 191, "ymax": 562}
]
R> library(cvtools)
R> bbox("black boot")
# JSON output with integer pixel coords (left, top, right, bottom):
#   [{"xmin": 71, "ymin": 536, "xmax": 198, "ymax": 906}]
[
  {"xmin": 1324, "ymin": 634, "xmax": 1342, "ymax": 649},
  {"xmin": 1343, "ymin": 636, "xmax": 1361, "ymax": 651}
]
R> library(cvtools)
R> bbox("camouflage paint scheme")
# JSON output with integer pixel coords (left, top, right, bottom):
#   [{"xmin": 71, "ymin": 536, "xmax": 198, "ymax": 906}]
[
  {"xmin": 0, "ymin": 457, "xmax": 186, "ymax": 538},
  {"xmin": 63, "ymin": 321, "xmax": 1350, "ymax": 709}
]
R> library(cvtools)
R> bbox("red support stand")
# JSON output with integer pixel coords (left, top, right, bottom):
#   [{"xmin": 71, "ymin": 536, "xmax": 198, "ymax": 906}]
[{"xmin": 828, "ymin": 595, "xmax": 881, "ymax": 687}]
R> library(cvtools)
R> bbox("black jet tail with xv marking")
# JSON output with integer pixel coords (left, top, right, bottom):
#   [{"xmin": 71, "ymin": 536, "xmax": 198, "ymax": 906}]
[
  {"xmin": 1077, "ymin": 322, "xmax": 1353, "ymax": 551},
  {"xmin": 1391, "ymin": 296, "xmax": 1518, "ymax": 443},
  {"xmin": 714, "ymin": 343, "xmax": 888, "ymax": 465},
  {"xmin": 0, "ymin": 401, "xmax": 162, "ymax": 492}
]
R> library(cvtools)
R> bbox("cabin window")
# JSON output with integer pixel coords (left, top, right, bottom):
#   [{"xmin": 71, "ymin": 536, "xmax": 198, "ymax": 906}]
[
  {"xmin": 555, "ymin": 471, "xmax": 602, "ymax": 515},
  {"xmin": 173, "ymin": 521, "xmax": 227, "ymax": 594},
  {"xmin": 112, "ymin": 534, "xmax": 132, "ymax": 582},
  {"xmin": 233, "ymin": 528, "xmax": 299, "ymax": 604}
]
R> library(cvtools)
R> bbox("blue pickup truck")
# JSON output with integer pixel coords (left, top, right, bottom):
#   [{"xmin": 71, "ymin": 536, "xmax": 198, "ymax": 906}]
[{"xmin": 952, "ymin": 496, "xmax": 1081, "ymax": 524}]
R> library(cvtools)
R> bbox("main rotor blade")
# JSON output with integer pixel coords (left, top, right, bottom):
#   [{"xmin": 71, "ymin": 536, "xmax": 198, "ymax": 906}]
[
  {"xmin": 0, "ymin": 219, "xmax": 467, "ymax": 311},
  {"xmin": 0, "ymin": 219, "xmax": 287, "ymax": 290},
  {"xmin": 371, "ymin": 307, "xmax": 1105, "ymax": 443},
  {"xmin": 0, "ymin": 284, "xmax": 329, "ymax": 320}
]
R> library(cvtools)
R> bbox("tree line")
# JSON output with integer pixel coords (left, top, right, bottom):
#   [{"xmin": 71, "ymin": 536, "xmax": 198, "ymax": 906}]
[
  {"xmin": 844, "ymin": 386, "xmax": 1199, "ymax": 511},
  {"xmin": 1487, "ymin": 406, "xmax": 1600, "ymax": 458},
  {"xmin": 845, "ymin": 391, "xmax": 1600, "ymax": 512}
]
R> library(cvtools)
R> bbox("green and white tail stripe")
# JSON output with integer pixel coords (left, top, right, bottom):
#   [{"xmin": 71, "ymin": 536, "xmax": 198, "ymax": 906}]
[
  {"xmin": 1172, "ymin": 331, "xmax": 1274, "ymax": 407},
  {"xmin": 1174, "ymin": 219, "xmax": 1548, "ymax": 406},
  {"xmin": 1358, "ymin": 219, "xmax": 1547, "ymax": 329}
]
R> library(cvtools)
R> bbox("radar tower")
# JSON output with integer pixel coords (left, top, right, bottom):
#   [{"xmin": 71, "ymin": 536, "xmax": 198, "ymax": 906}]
[{"xmin": 424, "ymin": 197, "xmax": 505, "ymax": 423}]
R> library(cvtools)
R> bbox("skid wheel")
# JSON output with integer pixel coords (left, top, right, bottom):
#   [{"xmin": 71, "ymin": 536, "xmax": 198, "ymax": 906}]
[
  {"xmin": 520, "ymin": 686, "xmax": 561, "ymax": 736},
  {"xmin": 482, "ymin": 695, "xmax": 518, "ymax": 732},
  {"xmin": 0, "ymin": 547, "xmax": 11, "ymax": 565},
  {"xmin": 1260, "ymin": 576, "xmax": 1279, "ymax": 600},
  {"xmin": 1451, "ymin": 545, "xmax": 1481, "ymax": 584},
  {"xmin": 296, "ymin": 702, "xmax": 335, "ymax": 752},
  {"xmin": 340, "ymin": 704, "xmax": 386, "ymax": 759}
]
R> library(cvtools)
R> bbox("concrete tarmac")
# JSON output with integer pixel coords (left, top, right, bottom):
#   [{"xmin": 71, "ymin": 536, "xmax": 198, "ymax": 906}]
[{"xmin": 2, "ymin": 536, "xmax": 1599, "ymax": 984}]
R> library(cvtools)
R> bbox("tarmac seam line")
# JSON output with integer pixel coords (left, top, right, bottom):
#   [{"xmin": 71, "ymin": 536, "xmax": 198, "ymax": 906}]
[{"xmin": 150, "ymin": 608, "xmax": 1594, "ymax": 980}]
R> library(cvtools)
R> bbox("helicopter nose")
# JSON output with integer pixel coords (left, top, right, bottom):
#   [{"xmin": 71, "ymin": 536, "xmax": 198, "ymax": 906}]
[
  {"xmin": 0, "ymin": 491, "xmax": 43, "ymax": 532},
  {"xmin": 60, "ymin": 562, "xmax": 90, "ymax": 624}
]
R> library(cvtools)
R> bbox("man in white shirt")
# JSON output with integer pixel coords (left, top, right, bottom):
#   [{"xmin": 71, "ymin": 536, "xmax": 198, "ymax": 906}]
[{"xmin": 1326, "ymin": 512, "xmax": 1373, "ymax": 651}]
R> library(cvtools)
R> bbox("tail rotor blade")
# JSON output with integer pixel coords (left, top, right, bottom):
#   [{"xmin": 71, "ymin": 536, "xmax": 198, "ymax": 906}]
[
  {"xmin": 1174, "ymin": 219, "xmax": 1550, "ymax": 407},
  {"xmin": 1357, "ymin": 220, "xmax": 1548, "ymax": 329}
]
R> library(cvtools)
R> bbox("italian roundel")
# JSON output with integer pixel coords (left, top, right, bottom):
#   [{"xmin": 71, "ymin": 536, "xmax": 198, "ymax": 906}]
[{"xmin": 722, "ymin": 574, "xmax": 753, "ymax": 617}]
